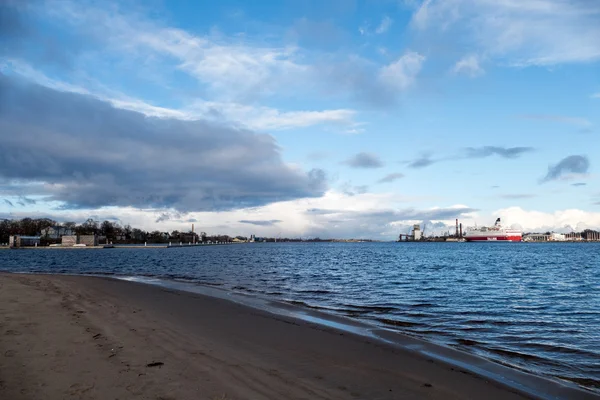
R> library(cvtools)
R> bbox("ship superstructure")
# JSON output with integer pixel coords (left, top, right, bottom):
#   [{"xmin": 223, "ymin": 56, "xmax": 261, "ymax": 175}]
[{"xmin": 464, "ymin": 218, "xmax": 522, "ymax": 242}]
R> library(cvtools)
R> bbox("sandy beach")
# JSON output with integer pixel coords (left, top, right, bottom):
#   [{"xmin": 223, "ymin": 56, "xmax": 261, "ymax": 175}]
[{"xmin": 0, "ymin": 273, "xmax": 595, "ymax": 400}]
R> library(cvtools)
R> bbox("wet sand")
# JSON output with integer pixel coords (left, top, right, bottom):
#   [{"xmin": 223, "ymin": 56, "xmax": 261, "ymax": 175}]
[{"xmin": 0, "ymin": 273, "xmax": 595, "ymax": 399}]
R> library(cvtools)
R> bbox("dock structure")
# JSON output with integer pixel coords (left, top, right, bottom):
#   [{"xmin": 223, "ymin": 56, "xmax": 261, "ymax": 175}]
[
  {"xmin": 523, "ymin": 231, "xmax": 600, "ymax": 242},
  {"xmin": 166, "ymin": 241, "xmax": 235, "ymax": 248},
  {"xmin": 398, "ymin": 224, "xmax": 422, "ymax": 242}
]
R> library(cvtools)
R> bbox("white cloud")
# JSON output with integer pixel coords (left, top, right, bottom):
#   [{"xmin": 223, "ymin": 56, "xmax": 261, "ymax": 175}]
[
  {"xmin": 40, "ymin": 1, "xmax": 308, "ymax": 101},
  {"xmin": 379, "ymin": 51, "xmax": 425, "ymax": 90},
  {"xmin": 375, "ymin": 16, "xmax": 393, "ymax": 34},
  {"xmin": 38, "ymin": 1, "xmax": 420, "ymax": 107},
  {"xmin": 8, "ymin": 191, "xmax": 600, "ymax": 239},
  {"xmin": 495, "ymin": 206, "xmax": 600, "ymax": 232},
  {"xmin": 8, "ymin": 190, "xmax": 469, "ymax": 239},
  {"xmin": 2, "ymin": 58, "xmax": 191, "ymax": 119},
  {"xmin": 592, "ymin": 93, "xmax": 600, "ymax": 99},
  {"xmin": 188, "ymin": 101, "xmax": 357, "ymax": 131},
  {"xmin": 2, "ymin": 59, "xmax": 358, "ymax": 131},
  {"xmin": 411, "ymin": 0, "xmax": 600, "ymax": 66},
  {"xmin": 452, "ymin": 54, "xmax": 484, "ymax": 77}
]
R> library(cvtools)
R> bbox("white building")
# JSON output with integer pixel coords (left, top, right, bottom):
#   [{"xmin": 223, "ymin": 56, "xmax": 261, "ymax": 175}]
[
  {"xmin": 550, "ymin": 233, "xmax": 566, "ymax": 241},
  {"xmin": 412, "ymin": 225, "xmax": 421, "ymax": 241}
]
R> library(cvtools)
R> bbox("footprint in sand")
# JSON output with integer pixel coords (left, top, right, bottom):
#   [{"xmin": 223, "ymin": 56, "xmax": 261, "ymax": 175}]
[{"xmin": 5, "ymin": 330, "xmax": 21, "ymax": 336}]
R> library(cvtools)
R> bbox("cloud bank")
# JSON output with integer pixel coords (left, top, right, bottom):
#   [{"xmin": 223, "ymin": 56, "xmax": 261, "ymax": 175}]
[{"xmin": 0, "ymin": 74, "xmax": 327, "ymax": 212}]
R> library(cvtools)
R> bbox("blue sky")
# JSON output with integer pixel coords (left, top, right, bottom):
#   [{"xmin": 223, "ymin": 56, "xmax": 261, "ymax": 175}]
[{"xmin": 1, "ymin": 0, "xmax": 599, "ymax": 238}]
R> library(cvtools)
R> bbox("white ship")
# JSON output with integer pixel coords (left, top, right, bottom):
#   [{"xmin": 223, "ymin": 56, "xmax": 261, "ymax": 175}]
[{"xmin": 464, "ymin": 218, "xmax": 522, "ymax": 242}]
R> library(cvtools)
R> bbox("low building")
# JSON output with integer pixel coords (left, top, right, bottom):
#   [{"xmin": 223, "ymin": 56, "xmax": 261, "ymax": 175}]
[
  {"xmin": 61, "ymin": 235, "xmax": 77, "ymax": 246},
  {"xmin": 550, "ymin": 233, "xmax": 566, "ymax": 241},
  {"xmin": 524, "ymin": 233, "xmax": 566, "ymax": 242},
  {"xmin": 79, "ymin": 234, "xmax": 98, "ymax": 247},
  {"xmin": 9, "ymin": 235, "xmax": 41, "ymax": 248}
]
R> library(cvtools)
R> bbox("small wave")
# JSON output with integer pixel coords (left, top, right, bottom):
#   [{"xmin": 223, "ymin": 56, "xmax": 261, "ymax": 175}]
[
  {"xmin": 485, "ymin": 347, "xmax": 560, "ymax": 365},
  {"xmin": 462, "ymin": 319, "xmax": 513, "ymax": 327},
  {"xmin": 375, "ymin": 318, "xmax": 421, "ymax": 328},
  {"xmin": 411, "ymin": 329, "xmax": 452, "ymax": 336},
  {"xmin": 456, "ymin": 338, "xmax": 482, "ymax": 346},
  {"xmin": 295, "ymin": 289, "xmax": 331, "ymax": 294},
  {"xmin": 410, "ymin": 302, "xmax": 436, "ymax": 308},
  {"xmin": 340, "ymin": 304, "xmax": 397, "ymax": 313},
  {"xmin": 556, "ymin": 376, "xmax": 600, "ymax": 389},
  {"xmin": 521, "ymin": 342, "xmax": 600, "ymax": 358},
  {"xmin": 232, "ymin": 286, "xmax": 258, "ymax": 293},
  {"xmin": 285, "ymin": 300, "xmax": 324, "ymax": 310}
]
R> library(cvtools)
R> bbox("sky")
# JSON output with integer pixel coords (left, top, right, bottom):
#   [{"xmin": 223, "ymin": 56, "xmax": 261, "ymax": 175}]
[{"xmin": 1, "ymin": 0, "xmax": 599, "ymax": 239}]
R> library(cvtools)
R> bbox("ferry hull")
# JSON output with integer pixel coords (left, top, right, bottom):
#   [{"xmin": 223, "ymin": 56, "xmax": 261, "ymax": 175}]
[{"xmin": 464, "ymin": 235, "xmax": 522, "ymax": 242}]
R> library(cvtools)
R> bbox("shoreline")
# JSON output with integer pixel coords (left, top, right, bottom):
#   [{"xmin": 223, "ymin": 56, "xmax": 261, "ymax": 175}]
[
  {"xmin": 103, "ymin": 275, "xmax": 600, "ymax": 399},
  {"xmin": 1, "ymin": 273, "xmax": 597, "ymax": 399}
]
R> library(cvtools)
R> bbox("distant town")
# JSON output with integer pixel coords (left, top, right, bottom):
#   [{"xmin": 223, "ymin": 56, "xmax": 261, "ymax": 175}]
[
  {"xmin": 1, "ymin": 217, "xmax": 599, "ymax": 247},
  {"xmin": 0, "ymin": 217, "xmax": 377, "ymax": 247}
]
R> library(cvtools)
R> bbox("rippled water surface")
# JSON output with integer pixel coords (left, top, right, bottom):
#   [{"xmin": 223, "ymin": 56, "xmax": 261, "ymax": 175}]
[{"xmin": 1, "ymin": 242, "xmax": 599, "ymax": 391}]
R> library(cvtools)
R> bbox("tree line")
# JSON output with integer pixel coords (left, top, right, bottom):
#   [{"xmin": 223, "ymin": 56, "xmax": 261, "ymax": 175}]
[{"xmin": 0, "ymin": 218, "xmax": 236, "ymax": 244}]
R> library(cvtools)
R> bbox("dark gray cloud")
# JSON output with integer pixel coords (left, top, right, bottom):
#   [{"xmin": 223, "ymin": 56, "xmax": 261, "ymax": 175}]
[
  {"xmin": 17, "ymin": 196, "xmax": 36, "ymax": 206},
  {"xmin": 378, "ymin": 172, "xmax": 404, "ymax": 183},
  {"xmin": 343, "ymin": 152, "xmax": 384, "ymax": 168},
  {"xmin": 408, "ymin": 146, "xmax": 533, "ymax": 169},
  {"xmin": 3, "ymin": 199, "xmax": 14, "ymax": 207},
  {"xmin": 407, "ymin": 154, "xmax": 437, "ymax": 169},
  {"xmin": 572, "ymin": 182, "xmax": 587, "ymax": 187},
  {"xmin": 239, "ymin": 219, "xmax": 282, "ymax": 226},
  {"xmin": 464, "ymin": 146, "xmax": 534, "ymax": 159},
  {"xmin": 16, "ymin": 195, "xmax": 37, "ymax": 206},
  {"xmin": 0, "ymin": 74, "xmax": 327, "ymax": 211},
  {"xmin": 155, "ymin": 211, "xmax": 182, "ymax": 223},
  {"xmin": 541, "ymin": 155, "xmax": 590, "ymax": 183}
]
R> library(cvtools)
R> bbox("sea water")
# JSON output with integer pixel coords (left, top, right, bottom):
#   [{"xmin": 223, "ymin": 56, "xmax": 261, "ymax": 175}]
[{"xmin": 1, "ymin": 242, "xmax": 598, "ymax": 391}]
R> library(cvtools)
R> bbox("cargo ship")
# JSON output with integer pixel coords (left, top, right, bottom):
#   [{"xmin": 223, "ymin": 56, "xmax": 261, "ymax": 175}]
[{"xmin": 463, "ymin": 218, "xmax": 522, "ymax": 242}]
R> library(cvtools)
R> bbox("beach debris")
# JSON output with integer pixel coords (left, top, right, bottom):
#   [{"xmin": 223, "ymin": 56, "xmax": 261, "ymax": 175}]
[
  {"xmin": 423, "ymin": 383, "xmax": 433, "ymax": 388},
  {"xmin": 92, "ymin": 333, "xmax": 102, "ymax": 339},
  {"xmin": 146, "ymin": 361, "xmax": 164, "ymax": 368}
]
